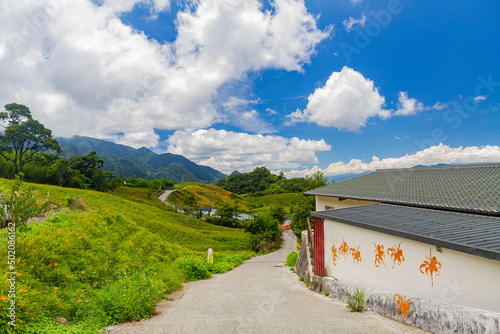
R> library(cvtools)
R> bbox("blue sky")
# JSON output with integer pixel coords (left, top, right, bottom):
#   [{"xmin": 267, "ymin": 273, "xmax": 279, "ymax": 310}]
[{"xmin": 1, "ymin": 0, "xmax": 499, "ymax": 176}]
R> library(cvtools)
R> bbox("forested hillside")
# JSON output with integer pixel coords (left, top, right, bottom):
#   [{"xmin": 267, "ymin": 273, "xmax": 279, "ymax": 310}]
[
  {"xmin": 57, "ymin": 136, "xmax": 226, "ymax": 184},
  {"xmin": 216, "ymin": 167, "xmax": 330, "ymax": 196}
]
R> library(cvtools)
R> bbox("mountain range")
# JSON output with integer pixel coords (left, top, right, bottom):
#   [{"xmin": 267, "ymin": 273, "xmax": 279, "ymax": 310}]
[{"xmin": 56, "ymin": 136, "xmax": 226, "ymax": 184}]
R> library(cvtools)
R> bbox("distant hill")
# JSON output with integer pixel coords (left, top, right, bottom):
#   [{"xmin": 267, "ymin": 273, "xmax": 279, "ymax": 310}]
[{"xmin": 57, "ymin": 136, "xmax": 226, "ymax": 184}]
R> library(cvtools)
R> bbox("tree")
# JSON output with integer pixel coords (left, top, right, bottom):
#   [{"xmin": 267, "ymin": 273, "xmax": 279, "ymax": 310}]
[
  {"xmin": 269, "ymin": 205, "xmax": 286, "ymax": 224},
  {"xmin": 305, "ymin": 171, "xmax": 330, "ymax": 190},
  {"xmin": 289, "ymin": 197, "xmax": 315, "ymax": 241},
  {"xmin": 0, "ymin": 103, "xmax": 61, "ymax": 174}
]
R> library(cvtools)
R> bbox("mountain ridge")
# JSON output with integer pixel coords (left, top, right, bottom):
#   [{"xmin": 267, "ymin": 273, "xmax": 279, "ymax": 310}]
[{"xmin": 56, "ymin": 136, "xmax": 226, "ymax": 184}]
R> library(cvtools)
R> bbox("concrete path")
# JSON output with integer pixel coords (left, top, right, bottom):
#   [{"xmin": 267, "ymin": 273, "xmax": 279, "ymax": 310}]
[{"xmin": 106, "ymin": 230, "xmax": 428, "ymax": 334}]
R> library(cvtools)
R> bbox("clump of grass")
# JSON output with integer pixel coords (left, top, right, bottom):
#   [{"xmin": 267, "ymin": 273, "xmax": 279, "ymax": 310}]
[
  {"xmin": 346, "ymin": 287, "xmax": 367, "ymax": 312},
  {"xmin": 286, "ymin": 251, "xmax": 298, "ymax": 267},
  {"xmin": 67, "ymin": 197, "xmax": 88, "ymax": 211},
  {"xmin": 299, "ymin": 275, "xmax": 304, "ymax": 281},
  {"xmin": 324, "ymin": 290, "xmax": 330, "ymax": 296}
]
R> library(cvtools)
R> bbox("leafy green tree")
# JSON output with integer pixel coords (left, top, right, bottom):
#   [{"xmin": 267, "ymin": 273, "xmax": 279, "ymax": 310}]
[
  {"xmin": 305, "ymin": 171, "xmax": 330, "ymax": 190},
  {"xmin": 206, "ymin": 204, "xmax": 241, "ymax": 227},
  {"xmin": 289, "ymin": 197, "xmax": 315, "ymax": 241},
  {"xmin": 244, "ymin": 213, "xmax": 282, "ymax": 252},
  {"xmin": 0, "ymin": 103, "xmax": 61, "ymax": 174},
  {"xmin": 269, "ymin": 205, "xmax": 286, "ymax": 224}
]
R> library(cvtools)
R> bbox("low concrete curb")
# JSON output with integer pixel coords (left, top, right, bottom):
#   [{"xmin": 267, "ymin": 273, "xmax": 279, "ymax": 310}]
[{"xmin": 295, "ymin": 231, "xmax": 500, "ymax": 334}]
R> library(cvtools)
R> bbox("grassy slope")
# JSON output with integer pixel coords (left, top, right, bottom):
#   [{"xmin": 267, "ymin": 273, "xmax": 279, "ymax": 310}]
[
  {"xmin": 169, "ymin": 183, "xmax": 250, "ymax": 210},
  {"xmin": 0, "ymin": 179, "xmax": 254, "ymax": 333},
  {"xmin": 245, "ymin": 193, "xmax": 308, "ymax": 213}
]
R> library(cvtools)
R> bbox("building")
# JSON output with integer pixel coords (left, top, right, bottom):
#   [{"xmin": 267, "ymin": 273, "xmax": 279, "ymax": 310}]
[{"xmin": 303, "ymin": 163, "xmax": 500, "ymax": 319}]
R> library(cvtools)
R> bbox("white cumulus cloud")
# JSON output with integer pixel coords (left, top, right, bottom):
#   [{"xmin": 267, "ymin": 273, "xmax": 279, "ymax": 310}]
[
  {"xmin": 394, "ymin": 91, "xmax": 425, "ymax": 116},
  {"xmin": 287, "ymin": 67, "xmax": 445, "ymax": 130},
  {"xmin": 0, "ymin": 0, "xmax": 329, "ymax": 148},
  {"xmin": 166, "ymin": 128, "xmax": 331, "ymax": 173},
  {"xmin": 286, "ymin": 66, "xmax": 390, "ymax": 131},
  {"xmin": 285, "ymin": 144, "xmax": 500, "ymax": 178}
]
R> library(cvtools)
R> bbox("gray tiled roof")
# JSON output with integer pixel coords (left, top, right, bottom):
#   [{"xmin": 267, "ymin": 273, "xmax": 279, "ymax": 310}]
[
  {"xmin": 305, "ymin": 163, "xmax": 500, "ymax": 216},
  {"xmin": 312, "ymin": 203, "xmax": 500, "ymax": 261}
]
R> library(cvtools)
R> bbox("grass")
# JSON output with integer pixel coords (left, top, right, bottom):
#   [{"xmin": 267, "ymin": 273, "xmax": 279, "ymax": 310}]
[
  {"xmin": 245, "ymin": 193, "xmax": 308, "ymax": 213},
  {"xmin": 0, "ymin": 179, "xmax": 255, "ymax": 333},
  {"xmin": 286, "ymin": 252, "xmax": 298, "ymax": 267},
  {"xmin": 169, "ymin": 183, "xmax": 249, "ymax": 210},
  {"xmin": 346, "ymin": 287, "xmax": 367, "ymax": 312}
]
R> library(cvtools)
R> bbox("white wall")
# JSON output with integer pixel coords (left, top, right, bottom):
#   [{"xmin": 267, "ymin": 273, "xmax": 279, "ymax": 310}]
[
  {"xmin": 323, "ymin": 219, "xmax": 500, "ymax": 313},
  {"xmin": 315, "ymin": 196, "xmax": 377, "ymax": 212}
]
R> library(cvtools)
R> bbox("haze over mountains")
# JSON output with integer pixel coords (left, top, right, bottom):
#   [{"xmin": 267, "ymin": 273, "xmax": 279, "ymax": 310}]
[{"xmin": 57, "ymin": 136, "xmax": 226, "ymax": 184}]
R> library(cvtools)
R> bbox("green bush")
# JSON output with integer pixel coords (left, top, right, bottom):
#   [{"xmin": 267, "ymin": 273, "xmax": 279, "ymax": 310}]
[
  {"xmin": 173, "ymin": 256, "xmax": 211, "ymax": 281},
  {"xmin": 346, "ymin": 287, "xmax": 367, "ymax": 312},
  {"xmin": 286, "ymin": 252, "xmax": 298, "ymax": 267}
]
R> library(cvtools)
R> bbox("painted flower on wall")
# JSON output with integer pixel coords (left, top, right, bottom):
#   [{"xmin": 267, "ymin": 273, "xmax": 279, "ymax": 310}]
[
  {"xmin": 330, "ymin": 244, "xmax": 340, "ymax": 266},
  {"xmin": 394, "ymin": 294, "xmax": 412, "ymax": 319},
  {"xmin": 420, "ymin": 248, "xmax": 442, "ymax": 286},
  {"xmin": 350, "ymin": 246, "xmax": 362, "ymax": 264},
  {"xmin": 387, "ymin": 242, "xmax": 405, "ymax": 269},
  {"xmin": 374, "ymin": 243, "xmax": 386, "ymax": 268},
  {"xmin": 339, "ymin": 238, "xmax": 349, "ymax": 261}
]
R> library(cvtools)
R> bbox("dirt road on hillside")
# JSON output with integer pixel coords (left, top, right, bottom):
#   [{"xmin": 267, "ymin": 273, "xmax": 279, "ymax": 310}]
[{"xmin": 106, "ymin": 230, "xmax": 428, "ymax": 334}]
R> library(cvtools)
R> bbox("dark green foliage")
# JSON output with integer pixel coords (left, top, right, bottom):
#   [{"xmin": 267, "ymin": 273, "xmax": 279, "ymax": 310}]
[
  {"xmin": 205, "ymin": 204, "xmax": 241, "ymax": 227},
  {"xmin": 216, "ymin": 167, "xmax": 330, "ymax": 196},
  {"xmin": 290, "ymin": 197, "xmax": 316, "ymax": 241},
  {"xmin": 244, "ymin": 213, "xmax": 282, "ymax": 252},
  {"xmin": 269, "ymin": 204, "xmax": 286, "ymax": 223},
  {"xmin": 216, "ymin": 167, "xmax": 278, "ymax": 194},
  {"xmin": 0, "ymin": 103, "xmax": 61, "ymax": 174}
]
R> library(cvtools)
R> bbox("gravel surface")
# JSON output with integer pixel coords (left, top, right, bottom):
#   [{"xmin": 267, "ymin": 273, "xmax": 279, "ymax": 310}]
[{"xmin": 106, "ymin": 230, "xmax": 428, "ymax": 334}]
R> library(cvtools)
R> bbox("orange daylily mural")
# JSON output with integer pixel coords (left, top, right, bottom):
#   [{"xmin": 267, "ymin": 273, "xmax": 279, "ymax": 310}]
[
  {"xmin": 374, "ymin": 243, "xmax": 386, "ymax": 268},
  {"xmin": 387, "ymin": 242, "xmax": 405, "ymax": 269},
  {"xmin": 350, "ymin": 246, "xmax": 362, "ymax": 264},
  {"xmin": 394, "ymin": 294, "xmax": 412, "ymax": 319},
  {"xmin": 339, "ymin": 238, "xmax": 349, "ymax": 261},
  {"xmin": 420, "ymin": 248, "xmax": 442, "ymax": 286},
  {"xmin": 330, "ymin": 244, "xmax": 340, "ymax": 266}
]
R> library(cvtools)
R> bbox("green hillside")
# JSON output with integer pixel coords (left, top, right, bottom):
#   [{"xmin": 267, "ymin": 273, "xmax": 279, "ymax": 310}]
[
  {"xmin": 57, "ymin": 136, "xmax": 227, "ymax": 184},
  {"xmin": 169, "ymin": 183, "xmax": 250, "ymax": 210},
  {"xmin": 168, "ymin": 183, "xmax": 307, "ymax": 214},
  {"xmin": 245, "ymin": 193, "xmax": 308, "ymax": 213},
  {"xmin": 0, "ymin": 179, "xmax": 253, "ymax": 333}
]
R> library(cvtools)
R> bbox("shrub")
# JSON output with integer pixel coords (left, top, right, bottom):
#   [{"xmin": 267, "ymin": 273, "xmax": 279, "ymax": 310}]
[
  {"xmin": 173, "ymin": 256, "xmax": 211, "ymax": 281},
  {"xmin": 286, "ymin": 251, "xmax": 298, "ymax": 267},
  {"xmin": 346, "ymin": 287, "xmax": 367, "ymax": 312},
  {"xmin": 68, "ymin": 197, "xmax": 88, "ymax": 211}
]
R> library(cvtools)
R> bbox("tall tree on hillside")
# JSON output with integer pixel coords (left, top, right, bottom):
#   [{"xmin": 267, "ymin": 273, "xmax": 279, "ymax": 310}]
[{"xmin": 0, "ymin": 103, "xmax": 61, "ymax": 174}]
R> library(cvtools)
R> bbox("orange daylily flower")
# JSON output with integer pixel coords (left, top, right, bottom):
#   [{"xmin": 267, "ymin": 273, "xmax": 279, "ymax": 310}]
[
  {"xmin": 54, "ymin": 287, "xmax": 59, "ymax": 290},
  {"xmin": 0, "ymin": 296, "xmax": 7, "ymax": 301}
]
